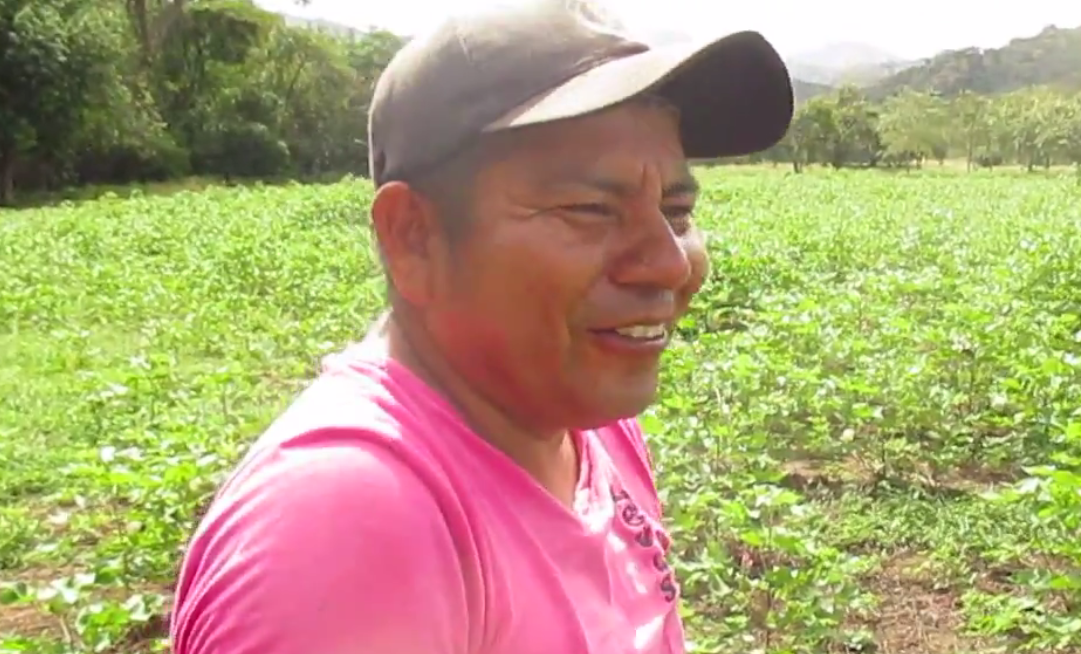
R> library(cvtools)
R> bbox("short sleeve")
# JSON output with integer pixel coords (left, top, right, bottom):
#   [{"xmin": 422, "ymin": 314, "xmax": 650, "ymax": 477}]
[{"xmin": 170, "ymin": 433, "xmax": 471, "ymax": 654}]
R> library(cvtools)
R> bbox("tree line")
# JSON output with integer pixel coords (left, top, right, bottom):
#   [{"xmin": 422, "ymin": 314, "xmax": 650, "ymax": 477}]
[
  {"xmin": 758, "ymin": 84, "xmax": 1081, "ymax": 173},
  {"xmin": 4, "ymin": 0, "xmax": 1080, "ymax": 206},
  {"xmin": 1, "ymin": 0, "xmax": 402, "ymax": 205}
]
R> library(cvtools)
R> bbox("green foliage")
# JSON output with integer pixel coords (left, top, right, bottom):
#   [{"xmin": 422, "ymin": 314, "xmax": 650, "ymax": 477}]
[
  {"xmin": 877, "ymin": 89, "xmax": 950, "ymax": 163},
  {"xmin": 2, "ymin": 168, "xmax": 1081, "ymax": 653},
  {"xmin": 0, "ymin": 0, "xmax": 406, "ymax": 204},
  {"xmin": 3, "ymin": 0, "xmax": 1081, "ymax": 205},
  {"xmin": 0, "ymin": 0, "xmax": 128, "ymax": 197},
  {"xmin": 760, "ymin": 84, "xmax": 1081, "ymax": 172},
  {"xmin": 974, "ymin": 422, "xmax": 1081, "ymax": 651}
]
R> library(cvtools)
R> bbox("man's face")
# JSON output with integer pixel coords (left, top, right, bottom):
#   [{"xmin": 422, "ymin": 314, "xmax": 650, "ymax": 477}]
[{"xmin": 395, "ymin": 100, "xmax": 708, "ymax": 432}]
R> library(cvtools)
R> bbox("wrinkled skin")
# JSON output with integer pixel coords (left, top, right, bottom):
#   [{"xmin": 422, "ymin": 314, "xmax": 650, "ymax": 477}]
[{"xmin": 369, "ymin": 99, "xmax": 709, "ymax": 501}]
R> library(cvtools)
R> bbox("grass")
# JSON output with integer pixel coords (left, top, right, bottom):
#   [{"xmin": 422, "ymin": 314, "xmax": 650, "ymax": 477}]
[{"xmin": 1, "ymin": 167, "xmax": 1080, "ymax": 653}]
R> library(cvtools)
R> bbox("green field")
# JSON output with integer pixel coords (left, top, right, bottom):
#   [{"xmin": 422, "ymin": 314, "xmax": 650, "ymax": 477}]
[{"xmin": 2, "ymin": 168, "xmax": 1080, "ymax": 654}]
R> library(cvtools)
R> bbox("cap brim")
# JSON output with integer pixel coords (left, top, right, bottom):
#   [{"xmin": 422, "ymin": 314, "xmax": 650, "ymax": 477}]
[{"xmin": 483, "ymin": 31, "xmax": 794, "ymax": 159}]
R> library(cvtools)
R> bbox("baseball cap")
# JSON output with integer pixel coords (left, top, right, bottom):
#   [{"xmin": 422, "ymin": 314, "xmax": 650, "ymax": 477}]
[{"xmin": 367, "ymin": 0, "xmax": 794, "ymax": 186}]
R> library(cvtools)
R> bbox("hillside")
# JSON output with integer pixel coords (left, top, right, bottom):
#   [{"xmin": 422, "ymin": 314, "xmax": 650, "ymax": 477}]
[
  {"xmin": 280, "ymin": 14, "xmax": 366, "ymax": 39},
  {"xmin": 792, "ymin": 79, "xmax": 833, "ymax": 104},
  {"xmin": 786, "ymin": 42, "xmax": 917, "ymax": 87},
  {"xmin": 869, "ymin": 24, "xmax": 1081, "ymax": 98}
]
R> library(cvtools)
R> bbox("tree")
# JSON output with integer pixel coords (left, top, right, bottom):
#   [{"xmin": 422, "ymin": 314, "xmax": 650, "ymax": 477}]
[
  {"xmin": 949, "ymin": 91, "xmax": 991, "ymax": 170},
  {"xmin": 877, "ymin": 89, "xmax": 949, "ymax": 168},
  {"xmin": 995, "ymin": 86, "xmax": 1063, "ymax": 171},
  {"xmin": 783, "ymin": 99, "xmax": 838, "ymax": 173},
  {"xmin": 819, "ymin": 86, "xmax": 881, "ymax": 168},
  {"xmin": 12, "ymin": 0, "xmax": 1081, "ymax": 201},
  {"xmin": 0, "ymin": 0, "xmax": 410, "ymax": 199},
  {"xmin": 0, "ymin": 0, "xmax": 125, "ymax": 203}
]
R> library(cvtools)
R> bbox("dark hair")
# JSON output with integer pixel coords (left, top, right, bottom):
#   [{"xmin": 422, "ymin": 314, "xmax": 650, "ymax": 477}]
[
  {"xmin": 373, "ymin": 136, "xmax": 494, "ymax": 301},
  {"xmin": 398, "ymin": 133, "xmax": 504, "ymax": 246}
]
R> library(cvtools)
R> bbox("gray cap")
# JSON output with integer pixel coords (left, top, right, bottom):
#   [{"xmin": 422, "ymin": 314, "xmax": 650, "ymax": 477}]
[{"xmin": 367, "ymin": 0, "xmax": 794, "ymax": 186}]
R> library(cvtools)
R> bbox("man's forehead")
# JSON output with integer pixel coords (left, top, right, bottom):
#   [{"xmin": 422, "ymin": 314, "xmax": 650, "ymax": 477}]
[
  {"xmin": 516, "ymin": 154, "xmax": 697, "ymax": 197},
  {"xmin": 554, "ymin": 168, "xmax": 698, "ymax": 196}
]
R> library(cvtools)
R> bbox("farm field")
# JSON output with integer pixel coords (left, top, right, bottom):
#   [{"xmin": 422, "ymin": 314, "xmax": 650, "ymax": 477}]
[{"xmin": 2, "ymin": 167, "xmax": 1080, "ymax": 654}]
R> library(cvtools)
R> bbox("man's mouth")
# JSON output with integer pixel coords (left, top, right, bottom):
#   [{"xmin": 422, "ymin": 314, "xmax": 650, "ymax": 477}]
[
  {"xmin": 608, "ymin": 323, "xmax": 668, "ymax": 341},
  {"xmin": 589, "ymin": 322, "xmax": 672, "ymax": 355}
]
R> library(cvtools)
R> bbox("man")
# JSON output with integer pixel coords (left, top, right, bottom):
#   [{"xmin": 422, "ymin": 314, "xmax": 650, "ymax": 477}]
[{"xmin": 169, "ymin": 1, "xmax": 792, "ymax": 652}]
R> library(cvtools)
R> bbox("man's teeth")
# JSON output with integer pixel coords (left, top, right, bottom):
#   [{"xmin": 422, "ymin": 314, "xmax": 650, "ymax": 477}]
[{"xmin": 613, "ymin": 324, "xmax": 667, "ymax": 339}]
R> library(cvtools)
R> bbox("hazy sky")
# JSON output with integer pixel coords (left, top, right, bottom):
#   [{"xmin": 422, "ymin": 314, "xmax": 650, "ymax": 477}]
[{"xmin": 254, "ymin": 0, "xmax": 1081, "ymax": 60}]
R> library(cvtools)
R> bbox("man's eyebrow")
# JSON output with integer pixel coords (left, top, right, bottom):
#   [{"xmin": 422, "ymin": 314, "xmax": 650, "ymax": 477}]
[
  {"xmin": 663, "ymin": 176, "xmax": 699, "ymax": 199},
  {"xmin": 557, "ymin": 172, "xmax": 699, "ymax": 199}
]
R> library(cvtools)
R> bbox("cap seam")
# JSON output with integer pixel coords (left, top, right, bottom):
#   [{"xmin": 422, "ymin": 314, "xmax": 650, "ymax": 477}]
[{"xmin": 453, "ymin": 20, "xmax": 475, "ymax": 66}]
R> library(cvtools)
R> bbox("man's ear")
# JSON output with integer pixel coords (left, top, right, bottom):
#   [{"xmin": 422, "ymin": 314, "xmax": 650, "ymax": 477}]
[{"xmin": 370, "ymin": 182, "xmax": 440, "ymax": 306}]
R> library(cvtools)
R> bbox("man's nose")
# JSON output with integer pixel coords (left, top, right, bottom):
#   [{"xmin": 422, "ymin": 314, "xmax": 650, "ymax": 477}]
[{"xmin": 609, "ymin": 207, "xmax": 693, "ymax": 291}]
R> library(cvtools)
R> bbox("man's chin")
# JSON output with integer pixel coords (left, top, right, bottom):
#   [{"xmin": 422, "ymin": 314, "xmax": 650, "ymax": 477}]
[{"xmin": 575, "ymin": 381, "xmax": 660, "ymax": 428}]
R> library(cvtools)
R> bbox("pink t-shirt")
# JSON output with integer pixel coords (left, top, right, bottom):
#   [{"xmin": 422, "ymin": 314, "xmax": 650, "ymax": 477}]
[{"xmin": 170, "ymin": 343, "xmax": 687, "ymax": 654}]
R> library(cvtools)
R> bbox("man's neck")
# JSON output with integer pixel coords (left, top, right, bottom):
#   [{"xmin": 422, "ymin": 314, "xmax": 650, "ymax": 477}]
[{"xmin": 366, "ymin": 310, "xmax": 580, "ymax": 506}]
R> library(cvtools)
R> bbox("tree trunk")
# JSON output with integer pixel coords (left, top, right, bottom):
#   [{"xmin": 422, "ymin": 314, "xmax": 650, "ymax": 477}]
[
  {"xmin": 127, "ymin": 0, "xmax": 152, "ymax": 65},
  {"xmin": 0, "ymin": 148, "xmax": 15, "ymax": 206}
]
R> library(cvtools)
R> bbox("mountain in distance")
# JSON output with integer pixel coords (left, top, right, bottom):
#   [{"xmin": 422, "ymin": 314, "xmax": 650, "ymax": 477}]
[
  {"xmin": 280, "ymin": 13, "xmax": 367, "ymax": 39},
  {"xmin": 790, "ymin": 41, "xmax": 903, "ymax": 71},
  {"xmin": 790, "ymin": 79, "xmax": 834, "ymax": 104},
  {"xmin": 787, "ymin": 24, "xmax": 1081, "ymax": 101},
  {"xmin": 273, "ymin": 10, "xmax": 1081, "ymax": 105},
  {"xmin": 785, "ymin": 41, "xmax": 919, "ymax": 87},
  {"xmin": 868, "ymin": 24, "xmax": 1081, "ymax": 98}
]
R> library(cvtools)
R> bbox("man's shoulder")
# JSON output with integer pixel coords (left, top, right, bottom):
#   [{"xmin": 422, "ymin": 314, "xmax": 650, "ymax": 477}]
[
  {"xmin": 213, "ymin": 423, "xmax": 440, "ymax": 523},
  {"xmin": 171, "ymin": 351, "xmax": 478, "ymax": 654},
  {"xmin": 208, "ymin": 344, "xmax": 464, "ymax": 529},
  {"xmin": 257, "ymin": 344, "xmax": 444, "ymax": 447},
  {"xmin": 238, "ymin": 343, "xmax": 462, "ymax": 467}
]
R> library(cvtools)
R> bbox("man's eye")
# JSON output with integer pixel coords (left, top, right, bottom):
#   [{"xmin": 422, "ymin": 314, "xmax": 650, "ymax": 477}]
[
  {"xmin": 664, "ymin": 206, "xmax": 694, "ymax": 233},
  {"xmin": 663, "ymin": 206, "xmax": 694, "ymax": 219}
]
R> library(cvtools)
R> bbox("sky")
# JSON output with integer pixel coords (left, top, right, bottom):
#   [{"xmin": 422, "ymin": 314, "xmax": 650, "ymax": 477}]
[{"xmin": 254, "ymin": 0, "xmax": 1081, "ymax": 60}]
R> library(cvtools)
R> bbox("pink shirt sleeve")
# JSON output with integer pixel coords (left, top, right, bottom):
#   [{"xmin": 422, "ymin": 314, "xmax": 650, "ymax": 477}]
[{"xmin": 170, "ymin": 435, "xmax": 470, "ymax": 654}]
